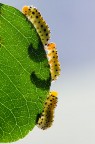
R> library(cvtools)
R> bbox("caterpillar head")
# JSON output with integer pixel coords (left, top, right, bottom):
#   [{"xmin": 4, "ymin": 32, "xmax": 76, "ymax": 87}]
[
  {"xmin": 22, "ymin": 6, "xmax": 36, "ymax": 16},
  {"xmin": 46, "ymin": 43, "xmax": 56, "ymax": 50},
  {"xmin": 50, "ymin": 91, "xmax": 58, "ymax": 97},
  {"xmin": 22, "ymin": 6, "xmax": 29, "ymax": 15}
]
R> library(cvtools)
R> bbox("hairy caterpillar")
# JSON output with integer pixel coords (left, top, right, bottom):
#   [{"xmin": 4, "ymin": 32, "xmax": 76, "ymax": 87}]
[
  {"xmin": 37, "ymin": 91, "xmax": 58, "ymax": 130},
  {"xmin": 22, "ymin": 6, "xmax": 50, "ymax": 45},
  {"xmin": 46, "ymin": 43, "xmax": 61, "ymax": 81}
]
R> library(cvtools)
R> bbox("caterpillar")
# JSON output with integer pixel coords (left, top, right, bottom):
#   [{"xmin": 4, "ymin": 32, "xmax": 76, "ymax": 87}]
[
  {"xmin": 22, "ymin": 6, "xmax": 61, "ymax": 80},
  {"xmin": 46, "ymin": 43, "xmax": 61, "ymax": 81},
  {"xmin": 22, "ymin": 6, "xmax": 50, "ymax": 45},
  {"xmin": 37, "ymin": 91, "xmax": 58, "ymax": 130}
]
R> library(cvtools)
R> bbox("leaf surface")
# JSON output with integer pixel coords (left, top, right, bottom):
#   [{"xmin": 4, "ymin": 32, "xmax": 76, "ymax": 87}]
[{"xmin": 0, "ymin": 3, "xmax": 51, "ymax": 142}]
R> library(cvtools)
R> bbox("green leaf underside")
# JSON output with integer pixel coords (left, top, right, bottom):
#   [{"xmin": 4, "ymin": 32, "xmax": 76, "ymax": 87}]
[{"xmin": 0, "ymin": 3, "xmax": 51, "ymax": 142}]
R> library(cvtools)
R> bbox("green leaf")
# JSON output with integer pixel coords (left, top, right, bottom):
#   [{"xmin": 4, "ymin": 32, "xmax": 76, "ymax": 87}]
[{"xmin": 0, "ymin": 3, "xmax": 51, "ymax": 143}]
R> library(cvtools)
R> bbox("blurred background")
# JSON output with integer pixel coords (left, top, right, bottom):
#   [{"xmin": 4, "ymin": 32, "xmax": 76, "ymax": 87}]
[{"xmin": 1, "ymin": 0, "xmax": 95, "ymax": 144}]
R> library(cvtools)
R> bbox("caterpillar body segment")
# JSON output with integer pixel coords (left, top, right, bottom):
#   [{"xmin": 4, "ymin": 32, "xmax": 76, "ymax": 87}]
[
  {"xmin": 37, "ymin": 91, "xmax": 58, "ymax": 130},
  {"xmin": 46, "ymin": 43, "xmax": 61, "ymax": 81},
  {"xmin": 22, "ymin": 6, "xmax": 50, "ymax": 45}
]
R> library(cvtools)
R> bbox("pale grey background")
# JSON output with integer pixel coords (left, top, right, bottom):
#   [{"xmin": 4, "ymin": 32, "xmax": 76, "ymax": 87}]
[{"xmin": 1, "ymin": 0, "xmax": 95, "ymax": 144}]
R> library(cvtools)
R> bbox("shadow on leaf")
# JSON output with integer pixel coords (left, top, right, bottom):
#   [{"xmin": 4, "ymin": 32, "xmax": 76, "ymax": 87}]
[
  {"xmin": 30, "ymin": 71, "xmax": 51, "ymax": 90},
  {"xmin": 28, "ymin": 43, "xmax": 46, "ymax": 62}
]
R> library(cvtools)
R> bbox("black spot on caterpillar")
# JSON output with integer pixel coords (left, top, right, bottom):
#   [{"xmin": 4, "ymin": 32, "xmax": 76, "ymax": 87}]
[
  {"xmin": 46, "ymin": 43, "xmax": 61, "ymax": 81},
  {"xmin": 22, "ymin": 6, "xmax": 50, "ymax": 45},
  {"xmin": 37, "ymin": 91, "xmax": 58, "ymax": 130}
]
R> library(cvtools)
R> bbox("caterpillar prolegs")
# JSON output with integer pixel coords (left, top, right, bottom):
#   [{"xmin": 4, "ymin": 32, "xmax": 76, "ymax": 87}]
[
  {"xmin": 37, "ymin": 91, "xmax": 58, "ymax": 130},
  {"xmin": 22, "ymin": 6, "xmax": 50, "ymax": 45}
]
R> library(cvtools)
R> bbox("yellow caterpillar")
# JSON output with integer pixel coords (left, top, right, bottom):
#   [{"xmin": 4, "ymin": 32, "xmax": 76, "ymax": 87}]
[
  {"xmin": 37, "ymin": 91, "xmax": 58, "ymax": 130},
  {"xmin": 46, "ymin": 43, "xmax": 61, "ymax": 81},
  {"xmin": 22, "ymin": 6, "xmax": 50, "ymax": 45}
]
